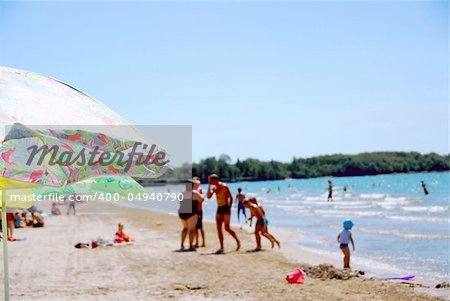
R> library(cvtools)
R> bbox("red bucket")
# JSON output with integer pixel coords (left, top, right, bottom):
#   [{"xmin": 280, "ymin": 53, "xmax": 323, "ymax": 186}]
[{"xmin": 286, "ymin": 268, "xmax": 305, "ymax": 284}]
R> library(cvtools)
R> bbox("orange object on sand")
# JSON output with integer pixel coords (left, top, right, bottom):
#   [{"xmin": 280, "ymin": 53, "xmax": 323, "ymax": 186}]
[
  {"xmin": 114, "ymin": 231, "xmax": 132, "ymax": 243},
  {"xmin": 114, "ymin": 223, "xmax": 133, "ymax": 243},
  {"xmin": 286, "ymin": 268, "xmax": 305, "ymax": 284}
]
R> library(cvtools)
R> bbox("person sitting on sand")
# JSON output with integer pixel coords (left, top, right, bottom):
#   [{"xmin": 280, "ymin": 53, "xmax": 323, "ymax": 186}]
[
  {"xmin": 207, "ymin": 174, "xmax": 240, "ymax": 254},
  {"xmin": 178, "ymin": 182, "xmax": 200, "ymax": 251},
  {"xmin": 191, "ymin": 177, "xmax": 206, "ymax": 248},
  {"xmin": 337, "ymin": 220, "xmax": 355, "ymax": 269},
  {"xmin": 51, "ymin": 202, "xmax": 62, "ymax": 215},
  {"xmin": 22, "ymin": 212, "xmax": 33, "ymax": 227},
  {"xmin": 31, "ymin": 212, "xmax": 45, "ymax": 228},
  {"xmin": 114, "ymin": 223, "xmax": 133, "ymax": 243},
  {"xmin": 14, "ymin": 212, "xmax": 26, "ymax": 228},
  {"xmin": 235, "ymin": 188, "xmax": 247, "ymax": 225},
  {"xmin": 243, "ymin": 199, "xmax": 280, "ymax": 251}
]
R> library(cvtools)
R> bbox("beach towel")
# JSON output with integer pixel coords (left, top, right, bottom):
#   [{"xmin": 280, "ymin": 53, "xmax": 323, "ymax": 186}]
[{"xmin": 74, "ymin": 240, "xmax": 134, "ymax": 249}]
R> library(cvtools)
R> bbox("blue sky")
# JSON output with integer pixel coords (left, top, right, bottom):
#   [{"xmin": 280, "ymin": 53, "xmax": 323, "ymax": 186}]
[{"xmin": 0, "ymin": 1, "xmax": 447, "ymax": 162}]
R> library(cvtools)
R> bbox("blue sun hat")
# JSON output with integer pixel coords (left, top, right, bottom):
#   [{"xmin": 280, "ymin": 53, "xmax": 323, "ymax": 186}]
[{"xmin": 343, "ymin": 220, "xmax": 354, "ymax": 230}]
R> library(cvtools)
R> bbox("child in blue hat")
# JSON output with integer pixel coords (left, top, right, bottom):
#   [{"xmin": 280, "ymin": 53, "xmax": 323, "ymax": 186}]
[{"xmin": 337, "ymin": 220, "xmax": 355, "ymax": 269}]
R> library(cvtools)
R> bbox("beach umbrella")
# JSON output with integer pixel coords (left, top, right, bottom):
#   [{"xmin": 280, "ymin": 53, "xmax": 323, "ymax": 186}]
[
  {"xmin": 1, "ymin": 122, "xmax": 168, "ymax": 188},
  {"xmin": 33, "ymin": 175, "xmax": 146, "ymax": 200},
  {"xmin": 1, "ymin": 176, "xmax": 146, "ymax": 210},
  {"xmin": 0, "ymin": 66, "xmax": 170, "ymax": 300}
]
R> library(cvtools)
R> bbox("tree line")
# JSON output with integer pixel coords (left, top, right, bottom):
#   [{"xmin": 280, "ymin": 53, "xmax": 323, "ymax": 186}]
[{"xmin": 191, "ymin": 152, "xmax": 450, "ymax": 182}]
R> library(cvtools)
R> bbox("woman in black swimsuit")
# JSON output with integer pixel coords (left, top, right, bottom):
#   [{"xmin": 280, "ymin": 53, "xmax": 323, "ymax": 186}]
[{"xmin": 178, "ymin": 182, "xmax": 199, "ymax": 251}]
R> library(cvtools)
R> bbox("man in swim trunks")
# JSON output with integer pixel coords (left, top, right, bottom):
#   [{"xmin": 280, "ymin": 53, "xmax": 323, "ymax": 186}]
[
  {"xmin": 235, "ymin": 188, "xmax": 247, "ymax": 224},
  {"xmin": 207, "ymin": 174, "xmax": 240, "ymax": 254},
  {"xmin": 327, "ymin": 180, "xmax": 333, "ymax": 202},
  {"xmin": 421, "ymin": 180, "xmax": 429, "ymax": 195}
]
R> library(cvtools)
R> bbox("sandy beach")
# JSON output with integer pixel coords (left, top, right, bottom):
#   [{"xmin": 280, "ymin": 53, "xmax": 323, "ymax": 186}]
[
  {"xmin": 0, "ymin": 1, "xmax": 447, "ymax": 300},
  {"xmin": 0, "ymin": 201, "xmax": 446, "ymax": 301}
]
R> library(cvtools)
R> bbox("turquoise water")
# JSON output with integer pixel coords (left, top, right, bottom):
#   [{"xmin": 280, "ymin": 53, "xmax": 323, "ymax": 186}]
[{"xmin": 141, "ymin": 171, "xmax": 449, "ymax": 284}]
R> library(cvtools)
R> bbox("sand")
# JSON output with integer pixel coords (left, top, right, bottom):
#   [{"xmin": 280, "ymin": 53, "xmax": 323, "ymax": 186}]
[{"xmin": 1, "ymin": 202, "xmax": 447, "ymax": 301}]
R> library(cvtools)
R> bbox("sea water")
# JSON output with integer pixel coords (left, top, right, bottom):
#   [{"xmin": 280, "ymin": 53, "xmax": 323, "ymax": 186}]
[{"xmin": 141, "ymin": 171, "xmax": 449, "ymax": 284}]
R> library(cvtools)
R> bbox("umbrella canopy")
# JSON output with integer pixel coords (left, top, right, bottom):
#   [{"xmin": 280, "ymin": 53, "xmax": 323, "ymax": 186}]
[
  {"xmin": 0, "ymin": 66, "xmax": 170, "ymax": 195},
  {"xmin": 0, "ymin": 66, "xmax": 171, "ymax": 300},
  {"xmin": 1, "ymin": 122, "xmax": 169, "ymax": 187},
  {"xmin": 1, "ymin": 175, "xmax": 145, "ymax": 209},
  {"xmin": 0, "ymin": 66, "xmax": 142, "ymax": 139},
  {"xmin": 0, "ymin": 177, "xmax": 39, "ymax": 209}
]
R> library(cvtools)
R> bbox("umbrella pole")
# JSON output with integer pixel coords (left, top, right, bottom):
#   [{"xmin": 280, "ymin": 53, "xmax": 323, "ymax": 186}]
[{"xmin": 1, "ymin": 190, "xmax": 10, "ymax": 301}]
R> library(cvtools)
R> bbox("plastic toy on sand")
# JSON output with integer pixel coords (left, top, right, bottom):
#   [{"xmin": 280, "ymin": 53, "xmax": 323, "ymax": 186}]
[
  {"xmin": 386, "ymin": 275, "xmax": 415, "ymax": 281},
  {"xmin": 286, "ymin": 268, "xmax": 305, "ymax": 284}
]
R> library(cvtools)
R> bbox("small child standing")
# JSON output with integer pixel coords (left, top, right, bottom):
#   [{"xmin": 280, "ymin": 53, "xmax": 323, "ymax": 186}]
[{"xmin": 337, "ymin": 220, "xmax": 355, "ymax": 269}]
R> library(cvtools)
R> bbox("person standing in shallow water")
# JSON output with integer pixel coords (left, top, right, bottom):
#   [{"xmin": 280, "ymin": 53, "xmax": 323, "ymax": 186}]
[
  {"xmin": 207, "ymin": 174, "xmax": 240, "ymax": 254},
  {"xmin": 327, "ymin": 180, "xmax": 333, "ymax": 202},
  {"xmin": 235, "ymin": 188, "xmax": 247, "ymax": 224},
  {"xmin": 337, "ymin": 220, "xmax": 355, "ymax": 269},
  {"xmin": 421, "ymin": 180, "xmax": 429, "ymax": 195}
]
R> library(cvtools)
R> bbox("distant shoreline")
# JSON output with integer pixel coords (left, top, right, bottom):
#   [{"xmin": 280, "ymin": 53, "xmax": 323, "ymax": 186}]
[
  {"xmin": 228, "ymin": 169, "xmax": 450, "ymax": 183},
  {"xmin": 192, "ymin": 152, "xmax": 450, "ymax": 183},
  {"xmin": 136, "ymin": 169, "xmax": 450, "ymax": 186}
]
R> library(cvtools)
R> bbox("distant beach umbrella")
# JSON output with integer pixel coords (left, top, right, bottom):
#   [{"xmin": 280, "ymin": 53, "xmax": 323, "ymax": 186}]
[{"xmin": 0, "ymin": 66, "xmax": 169, "ymax": 300}]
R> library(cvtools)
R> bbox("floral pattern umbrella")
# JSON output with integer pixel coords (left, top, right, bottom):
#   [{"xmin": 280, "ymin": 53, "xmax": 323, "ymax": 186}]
[
  {"xmin": 0, "ymin": 66, "xmax": 140, "ymax": 138},
  {"xmin": 1, "ymin": 123, "xmax": 168, "ymax": 187},
  {"xmin": 0, "ymin": 66, "xmax": 170, "ymax": 300},
  {"xmin": 0, "ymin": 66, "xmax": 170, "ymax": 199}
]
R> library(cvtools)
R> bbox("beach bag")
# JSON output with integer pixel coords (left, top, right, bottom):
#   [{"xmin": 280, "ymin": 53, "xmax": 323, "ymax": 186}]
[{"xmin": 286, "ymin": 268, "xmax": 305, "ymax": 284}]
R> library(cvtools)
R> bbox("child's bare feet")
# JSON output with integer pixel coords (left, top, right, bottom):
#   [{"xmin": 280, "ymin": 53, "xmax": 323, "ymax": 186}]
[
  {"xmin": 236, "ymin": 240, "xmax": 241, "ymax": 251},
  {"xmin": 215, "ymin": 248, "xmax": 224, "ymax": 254}
]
